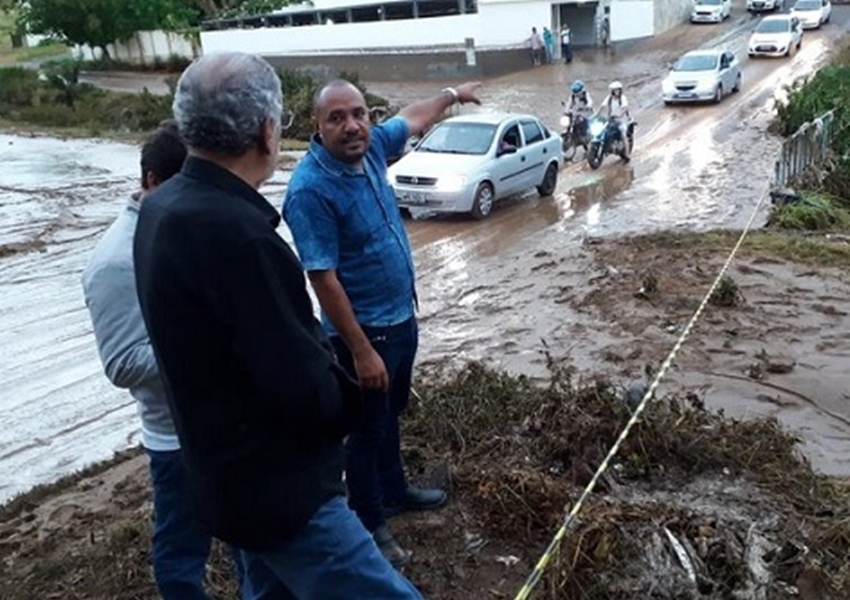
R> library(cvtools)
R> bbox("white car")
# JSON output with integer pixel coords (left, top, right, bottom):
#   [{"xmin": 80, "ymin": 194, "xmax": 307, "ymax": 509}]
[
  {"xmin": 691, "ymin": 0, "xmax": 732, "ymax": 23},
  {"xmin": 790, "ymin": 0, "xmax": 832, "ymax": 28},
  {"xmin": 748, "ymin": 15, "xmax": 803, "ymax": 57},
  {"xmin": 388, "ymin": 113, "xmax": 563, "ymax": 219},
  {"xmin": 662, "ymin": 49, "xmax": 741, "ymax": 104},
  {"xmin": 747, "ymin": 0, "xmax": 780, "ymax": 11}
]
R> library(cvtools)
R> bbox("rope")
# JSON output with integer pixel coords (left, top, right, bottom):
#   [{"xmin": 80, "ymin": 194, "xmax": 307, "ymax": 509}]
[{"xmin": 512, "ymin": 177, "xmax": 773, "ymax": 600}]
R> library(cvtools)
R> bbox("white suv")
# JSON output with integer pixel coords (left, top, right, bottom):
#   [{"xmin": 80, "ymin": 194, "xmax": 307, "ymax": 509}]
[
  {"xmin": 748, "ymin": 15, "xmax": 803, "ymax": 57},
  {"xmin": 790, "ymin": 0, "xmax": 832, "ymax": 28},
  {"xmin": 747, "ymin": 0, "xmax": 780, "ymax": 11}
]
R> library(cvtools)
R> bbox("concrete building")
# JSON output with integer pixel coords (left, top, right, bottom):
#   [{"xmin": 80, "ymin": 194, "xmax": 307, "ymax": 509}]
[{"xmin": 200, "ymin": 0, "xmax": 691, "ymax": 80}]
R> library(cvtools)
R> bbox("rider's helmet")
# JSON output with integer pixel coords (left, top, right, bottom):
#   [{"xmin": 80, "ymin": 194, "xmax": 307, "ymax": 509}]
[
  {"xmin": 609, "ymin": 81, "xmax": 623, "ymax": 94},
  {"xmin": 570, "ymin": 80, "xmax": 585, "ymax": 94}
]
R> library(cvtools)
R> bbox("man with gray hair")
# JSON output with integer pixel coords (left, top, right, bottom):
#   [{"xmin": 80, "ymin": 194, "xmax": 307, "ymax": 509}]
[{"xmin": 134, "ymin": 52, "xmax": 424, "ymax": 598}]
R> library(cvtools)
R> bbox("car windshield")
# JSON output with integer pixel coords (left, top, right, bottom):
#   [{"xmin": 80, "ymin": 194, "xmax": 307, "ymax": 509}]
[
  {"xmin": 756, "ymin": 19, "xmax": 790, "ymax": 33},
  {"xmin": 672, "ymin": 54, "xmax": 718, "ymax": 72},
  {"xmin": 695, "ymin": 0, "xmax": 722, "ymax": 5},
  {"xmin": 416, "ymin": 122, "xmax": 498, "ymax": 155},
  {"xmin": 793, "ymin": 0, "xmax": 819, "ymax": 8}
]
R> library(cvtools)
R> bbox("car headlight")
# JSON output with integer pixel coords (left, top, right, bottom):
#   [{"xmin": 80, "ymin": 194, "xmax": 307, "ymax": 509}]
[
  {"xmin": 436, "ymin": 174, "xmax": 467, "ymax": 192},
  {"xmin": 662, "ymin": 78, "xmax": 674, "ymax": 92}
]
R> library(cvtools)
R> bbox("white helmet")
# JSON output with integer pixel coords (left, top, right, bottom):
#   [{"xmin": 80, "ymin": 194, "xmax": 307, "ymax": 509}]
[{"xmin": 609, "ymin": 81, "xmax": 623, "ymax": 91}]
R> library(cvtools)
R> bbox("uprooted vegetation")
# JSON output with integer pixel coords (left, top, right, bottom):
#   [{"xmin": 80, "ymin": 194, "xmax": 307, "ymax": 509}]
[
  {"xmin": 1, "ymin": 363, "xmax": 849, "ymax": 599},
  {"xmin": 407, "ymin": 362, "xmax": 850, "ymax": 598}
]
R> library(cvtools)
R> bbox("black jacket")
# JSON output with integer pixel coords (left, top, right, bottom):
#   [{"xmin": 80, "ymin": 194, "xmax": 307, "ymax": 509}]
[{"xmin": 134, "ymin": 157, "xmax": 360, "ymax": 550}]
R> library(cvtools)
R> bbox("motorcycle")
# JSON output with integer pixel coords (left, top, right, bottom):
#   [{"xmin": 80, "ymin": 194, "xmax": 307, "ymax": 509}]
[
  {"xmin": 586, "ymin": 116, "xmax": 636, "ymax": 170},
  {"xmin": 559, "ymin": 103, "xmax": 590, "ymax": 161}
]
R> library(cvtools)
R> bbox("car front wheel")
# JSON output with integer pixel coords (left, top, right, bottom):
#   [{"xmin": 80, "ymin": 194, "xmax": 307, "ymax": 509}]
[
  {"xmin": 470, "ymin": 182, "xmax": 494, "ymax": 219},
  {"xmin": 537, "ymin": 163, "xmax": 558, "ymax": 197}
]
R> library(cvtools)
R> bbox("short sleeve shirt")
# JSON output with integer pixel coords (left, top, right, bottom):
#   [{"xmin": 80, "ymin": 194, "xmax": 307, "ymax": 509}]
[{"xmin": 283, "ymin": 116, "xmax": 416, "ymax": 333}]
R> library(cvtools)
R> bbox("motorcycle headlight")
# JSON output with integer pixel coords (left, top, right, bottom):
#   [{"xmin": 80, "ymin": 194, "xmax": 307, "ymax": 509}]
[
  {"xmin": 560, "ymin": 115, "xmax": 571, "ymax": 127},
  {"xmin": 436, "ymin": 174, "xmax": 467, "ymax": 192},
  {"xmin": 589, "ymin": 121, "xmax": 605, "ymax": 136}
]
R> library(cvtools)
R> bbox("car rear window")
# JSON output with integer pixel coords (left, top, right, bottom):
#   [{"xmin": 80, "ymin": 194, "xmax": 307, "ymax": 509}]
[{"xmin": 520, "ymin": 120, "xmax": 545, "ymax": 144}]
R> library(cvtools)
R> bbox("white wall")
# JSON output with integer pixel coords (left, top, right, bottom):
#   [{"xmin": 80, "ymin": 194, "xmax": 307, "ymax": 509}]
[
  {"xmin": 201, "ymin": 0, "xmax": 552, "ymax": 55},
  {"xmin": 72, "ymin": 30, "xmax": 197, "ymax": 64},
  {"xmin": 202, "ymin": 15, "xmax": 478, "ymax": 54},
  {"xmin": 609, "ymin": 0, "xmax": 654, "ymax": 41},
  {"xmin": 476, "ymin": 0, "xmax": 552, "ymax": 47}
]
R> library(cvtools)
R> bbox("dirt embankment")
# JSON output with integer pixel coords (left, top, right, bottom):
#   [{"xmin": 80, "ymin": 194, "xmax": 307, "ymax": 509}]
[{"xmin": 2, "ymin": 231, "xmax": 850, "ymax": 600}]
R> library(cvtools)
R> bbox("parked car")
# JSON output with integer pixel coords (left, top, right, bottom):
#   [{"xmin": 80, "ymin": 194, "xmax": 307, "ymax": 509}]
[
  {"xmin": 387, "ymin": 113, "xmax": 563, "ymax": 219},
  {"xmin": 748, "ymin": 15, "xmax": 803, "ymax": 57},
  {"xmin": 790, "ymin": 0, "xmax": 831, "ymax": 28},
  {"xmin": 747, "ymin": 0, "xmax": 780, "ymax": 11},
  {"xmin": 691, "ymin": 0, "xmax": 732, "ymax": 23},
  {"xmin": 662, "ymin": 49, "xmax": 741, "ymax": 104}
]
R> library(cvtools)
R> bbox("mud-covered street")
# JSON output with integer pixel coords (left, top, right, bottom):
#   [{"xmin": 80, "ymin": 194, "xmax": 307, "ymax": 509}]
[{"xmin": 2, "ymin": 6, "xmax": 850, "ymax": 506}]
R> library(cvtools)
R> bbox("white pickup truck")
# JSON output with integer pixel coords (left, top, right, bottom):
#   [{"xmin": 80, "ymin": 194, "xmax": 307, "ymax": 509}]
[{"xmin": 747, "ymin": 0, "xmax": 781, "ymax": 11}]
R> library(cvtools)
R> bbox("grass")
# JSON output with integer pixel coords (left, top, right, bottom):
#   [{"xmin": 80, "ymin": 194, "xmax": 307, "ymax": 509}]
[
  {"xmin": 623, "ymin": 230, "xmax": 850, "ymax": 269},
  {"xmin": 0, "ymin": 11, "xmax": 69, "ymax": 66}
]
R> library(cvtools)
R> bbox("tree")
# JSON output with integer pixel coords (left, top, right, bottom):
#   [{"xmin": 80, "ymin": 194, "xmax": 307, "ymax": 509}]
[{"xmin": 21, "ymin": 0, "xmax": 199, "ymax": 58}]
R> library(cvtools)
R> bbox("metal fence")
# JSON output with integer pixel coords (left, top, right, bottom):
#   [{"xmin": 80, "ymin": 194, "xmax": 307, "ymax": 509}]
[{"xmin": 774, "ymin": 109, "xmax": 835, "ymax": 190}]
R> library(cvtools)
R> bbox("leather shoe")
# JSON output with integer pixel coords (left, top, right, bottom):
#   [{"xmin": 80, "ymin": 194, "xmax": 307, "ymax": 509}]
[
  {"xmin": 373, "ymin": 524, "xmax": 411, "ymax": 568},
  {"xmin": 384, "ymin": 485, "xmax": 448, "ymax": 518}
]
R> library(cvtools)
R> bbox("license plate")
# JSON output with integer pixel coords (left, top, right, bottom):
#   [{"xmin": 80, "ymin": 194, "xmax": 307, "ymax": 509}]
[
  {"xmin": 676, "ymin": 92, "xmax": 697, "ymax": 98},
  {"xmin": 401, "ymin": 193, "xmax": 427, "ymax": 205}
]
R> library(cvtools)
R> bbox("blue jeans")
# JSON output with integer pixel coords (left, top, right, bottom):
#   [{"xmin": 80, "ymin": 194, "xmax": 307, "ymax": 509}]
[
  {"xmin": 331, "ymin": 316, "xmax": 418, "ymax": 532},
  {"xmin": 242, "ymin": 496, "xmax": 422, "ymax": 599},
  {"xmin": 147, "ymin": 449, "xmax": 248, "ymax": 600}
]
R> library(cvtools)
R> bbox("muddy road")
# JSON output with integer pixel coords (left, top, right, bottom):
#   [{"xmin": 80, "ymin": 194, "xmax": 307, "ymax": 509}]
[{"xmin": 1, "ymin": 8, "xmax": 849, "ymax": 503}]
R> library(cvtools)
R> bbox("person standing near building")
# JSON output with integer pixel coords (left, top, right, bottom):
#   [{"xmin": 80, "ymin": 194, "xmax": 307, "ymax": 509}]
[
  {"xmin": 133, "ymin": 52, "xmax": 424, "ymax": 599},
  {"xmin": 283, "ymin": 79, "xmax": 482, "ymax": 568},
  {"xmin": 528, "ymin": 26, "xmax": 543, "ymax": 66},
  {"xmin": 560, "ymin": 23, "xmax": 573, "ymax": 64},
  {"xmin": 82, "ymin": 121, "xmax": 249, "ymax": 600},
  {"xmin": 542, "ymin": 26, "xmax": 554, "ymax": 64}
]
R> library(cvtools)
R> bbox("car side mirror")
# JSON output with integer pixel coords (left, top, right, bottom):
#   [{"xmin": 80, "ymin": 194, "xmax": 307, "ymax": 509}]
[{"xmin": 497, "ymin": 145, "xmax": 517, "ymax": 156}]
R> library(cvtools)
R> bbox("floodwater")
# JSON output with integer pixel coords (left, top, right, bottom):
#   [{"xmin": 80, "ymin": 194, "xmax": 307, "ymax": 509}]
[{"xmin": 2, "ymin": 10, "xmax": 850, "ymax": 502}]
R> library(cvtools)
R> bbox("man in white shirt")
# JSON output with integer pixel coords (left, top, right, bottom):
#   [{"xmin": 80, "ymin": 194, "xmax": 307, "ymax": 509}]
[
  {"xmin": 560, "ymin": 24, "xmax": 573, "ymax": 63},
  {"xmin": 596, "ymin": 80, "xmax": 632, "ymax": 159}
]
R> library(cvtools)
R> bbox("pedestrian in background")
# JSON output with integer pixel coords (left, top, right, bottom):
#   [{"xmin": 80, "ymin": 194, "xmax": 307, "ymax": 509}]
[
  {"xmin": 528, "ymin": 26, "xmax": 543, "ymax": 66},
  {"xmin": 133, "ymin": 51, "xmax": 423, "ymax": 599},
  {"xmin": 543, "ymin": 26, "xmax": 555, "ymax": 64},
  {"xmin": 82, "ymin": 121, "xmax": 249, "ymax": 600},
  {"xmin": 560, "ymin": 23, "xmax": 573, "ymax": 64},
  {"xmin": 283, "ymin": 79, "xmax": 482, "ymax": 568}
]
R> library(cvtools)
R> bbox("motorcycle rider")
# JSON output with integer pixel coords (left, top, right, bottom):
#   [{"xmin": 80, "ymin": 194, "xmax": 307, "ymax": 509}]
[
  {"xmin": 563, "ymin": 80, "xmax": 593, "ymax": 148},
  {"xmin": 567, "ymin": 80, "xmax": 594, "ymax": 119},
  {"xmin": 595, "ymin": 80, "xmax": 632, "ymax": 160}
]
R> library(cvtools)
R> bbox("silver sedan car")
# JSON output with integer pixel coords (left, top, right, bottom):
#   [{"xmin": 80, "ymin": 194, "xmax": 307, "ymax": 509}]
[
  {"xmin": 388, "ymin": 112, "xmax": 563, "ymax": 219},
  {"xmin": 662, "ymin": 49, "xmax": 741, "ymax": 104}
]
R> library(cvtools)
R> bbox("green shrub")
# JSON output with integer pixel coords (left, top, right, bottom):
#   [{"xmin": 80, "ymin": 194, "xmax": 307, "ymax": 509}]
[
  {"xmin": 0, "ymin": 67, "xmax": 40, "ymax": 106},
  {"xmin": 775, "ymin": 66, "xmax": 850, "ymax": 158},
  {"xmin": 278, "ymin": 68, "xmax": 390, "ymax": 141},
  {"xmin": 769, "ymin": 191, "xmax": 850, "ymax": 231}
]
